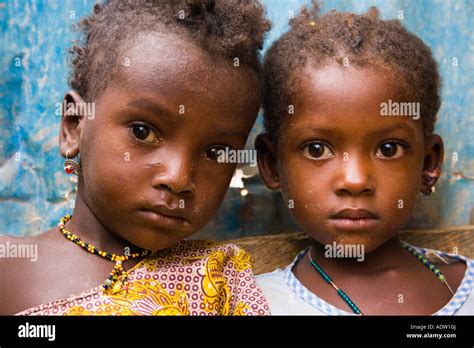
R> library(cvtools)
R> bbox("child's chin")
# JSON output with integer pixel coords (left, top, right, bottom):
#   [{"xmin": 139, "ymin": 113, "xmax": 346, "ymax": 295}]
[
  {"xmin": 125, "ymin": 230, "xmax": 195, "ymax": 252},
  {"xmin": 309, "ymin": 231, "xmax": 384, "ymax": 251}
]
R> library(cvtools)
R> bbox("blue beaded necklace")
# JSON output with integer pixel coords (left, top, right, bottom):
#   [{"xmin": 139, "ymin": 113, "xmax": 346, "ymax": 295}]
[{"xmin": 307, "ymin": 244, "xmax": 455, "ymax": 315}]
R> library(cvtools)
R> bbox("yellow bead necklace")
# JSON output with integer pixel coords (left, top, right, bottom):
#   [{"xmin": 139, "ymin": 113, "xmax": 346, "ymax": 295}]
[{"xmin": 58, "ymin": 215, "xmax": 151, "ymax": 295}]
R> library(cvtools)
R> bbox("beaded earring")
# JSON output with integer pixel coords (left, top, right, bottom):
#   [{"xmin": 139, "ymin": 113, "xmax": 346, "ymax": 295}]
[
  {"xmin": 421, "ymin": 172, "xmax": 437, "ymax": 196},
  {"xmin": 64, "ymin": 151, "xmax": 82, "ymax": 176},
  {"xmin": 422, "ymin": 186, "xmax": 434, "ymax": 196}
]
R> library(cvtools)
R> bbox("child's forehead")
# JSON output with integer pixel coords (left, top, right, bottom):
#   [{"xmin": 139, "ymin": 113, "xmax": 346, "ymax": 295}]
[
  {"xmin": 285, "ymin": 113, "xmax": 420, "ymax": 139},
  {"xmin": 114, "ymin": 33, "xmax": 211, "ymax": 85},
  {"xmin": 110, "ymin": 31, "xmax": 257, "ymax": 99},
  {"xmin": 297, "ymin": 64, "xmax": 399, "ymax": 110},
  {"xmin": 284, "ymin": 63, "xmax": 424, "ymax": 139},
  {"xmin": 92, "ymin": 32, "xmax": 260, "ymax": 129}
]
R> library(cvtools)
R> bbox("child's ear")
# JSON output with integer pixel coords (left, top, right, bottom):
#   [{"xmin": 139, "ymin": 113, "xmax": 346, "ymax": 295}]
[
  {"xmin": 59, "ymin": 90, "xmax": 86, "ymax": 158},
  {"xmin": 255, "ymin": 134, "xmax": 280, "ymax": 190},
  {"xmin": 420, "ymin": 134, "xmax": 444, "ymax": 194}
]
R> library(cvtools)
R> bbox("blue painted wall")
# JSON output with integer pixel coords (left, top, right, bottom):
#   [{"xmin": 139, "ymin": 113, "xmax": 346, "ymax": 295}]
[{"xmin": 1, "ymin": 0, "xmax": 473, "ymax": 239}]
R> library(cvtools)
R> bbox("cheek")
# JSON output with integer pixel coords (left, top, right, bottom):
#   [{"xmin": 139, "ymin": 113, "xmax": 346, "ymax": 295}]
[
  {"xmin": 188, "ymin": 164, "xmax": 236, "ymax": 222},
  {"xmin": 278, "ymin": 156, "xmax": 329, "ymax": 220},
  {"xmin": 79, "ymin": 126, "xmax": 145, "ymax": 209},
  {"xmin": 375, "ymin": 159, "xmax": 423, "ymax": 220}
]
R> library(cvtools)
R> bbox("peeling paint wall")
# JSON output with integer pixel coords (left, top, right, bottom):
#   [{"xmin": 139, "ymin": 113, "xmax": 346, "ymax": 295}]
[{"xmin": 1, "ymin": 0, "xmax": 473, "ymax": 239}]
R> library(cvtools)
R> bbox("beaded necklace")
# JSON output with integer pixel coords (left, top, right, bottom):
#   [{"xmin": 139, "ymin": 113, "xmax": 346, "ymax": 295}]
[
  {"xmin": 307, "ymin": 244, "xmax": 456, "ymax": 315},
  {"xmin": 58, "ymin": 215, "xmax": 151, "ymax": 295}
]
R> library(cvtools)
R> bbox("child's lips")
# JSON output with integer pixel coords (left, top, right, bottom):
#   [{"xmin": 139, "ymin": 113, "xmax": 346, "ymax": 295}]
[
  {"xmin": 138, "ymin": 205, "xmax": 190, "ymax": 230},
  {"xmin": 331, "ymin": 208, "xmax": 379, "ymax": 219},
  {"xmin": 329, "ymin": 208, "xmax": 380, "ymax": 231},
  {"xmin": 329, "ymin": 217, "xmax": 380, "ymax": 231}
]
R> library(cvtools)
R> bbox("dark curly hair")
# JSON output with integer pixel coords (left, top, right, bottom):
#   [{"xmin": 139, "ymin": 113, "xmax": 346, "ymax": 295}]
[
  {"xmin": 263, "ymin": 1, "xmax": 441, "ymax": 142},
  {"xmin": 69, "ymin": 0, "xmax": 271, "ymax": 101}
]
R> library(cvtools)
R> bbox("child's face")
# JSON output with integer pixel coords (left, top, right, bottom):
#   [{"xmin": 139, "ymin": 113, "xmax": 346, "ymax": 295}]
[
  {"xmin": 258, "ymin": 64, "xmax": 443, "ymax": 253},
  {"xmin": 62, "ymin": 33, "xmax": 260, "ymax": 250}
]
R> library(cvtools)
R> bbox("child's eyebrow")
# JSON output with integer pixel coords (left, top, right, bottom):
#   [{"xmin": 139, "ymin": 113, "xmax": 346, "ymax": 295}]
[
  {"xmin": 292, "ymin": 123, "xmax": 417, "ymax": 138},
  {"xmin": 214, "ymin": 128, "xmax": 248, "ymax": 139},
  {"xmin": 127, "ymin": 98, "xmax": 246, "ymax": 139},
  {"xmin": 127, "ymin": 98, "xmax": 176, "ymax": 119},
  {"xmin": 290, "ymin": 126, "xmax": 345, "ymax": 138},
  {"xmin": 293, "ymin": 126, "xmax": 339, "ymax": 134},
  {"xmin": 367, "ymin": 123, "xmax": 417, "ymax": 137}
]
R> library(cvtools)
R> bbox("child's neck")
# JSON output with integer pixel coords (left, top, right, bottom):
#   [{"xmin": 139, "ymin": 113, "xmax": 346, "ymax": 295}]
[
  {"xmin": 309, "ymin": 235, "xmax": 409, "ymax": 276},
  {"xmin": 62, "ymin": 190, "xmax": 143, "ymax": 256}
]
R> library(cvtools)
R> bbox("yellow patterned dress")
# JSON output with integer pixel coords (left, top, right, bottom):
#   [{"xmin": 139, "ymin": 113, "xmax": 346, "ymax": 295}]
[{"xmin": 16, "ymin": 240, "xmax": 269, "ymax": 316}]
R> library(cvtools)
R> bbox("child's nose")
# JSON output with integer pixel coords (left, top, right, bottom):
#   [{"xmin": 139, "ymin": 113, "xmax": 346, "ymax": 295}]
[
  {"xmin": 150, "ymin": 156, "xmax": 195, "ymax": 196},
  {"xmin": 333, "ymin": 156, "xmax": 375, "ymax": 196}
]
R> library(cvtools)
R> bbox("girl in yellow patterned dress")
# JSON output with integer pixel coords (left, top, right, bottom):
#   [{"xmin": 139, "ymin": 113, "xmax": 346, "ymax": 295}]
[{"xmin": 0, "ymin": 0, "xmax": 270, "ymax": 316}]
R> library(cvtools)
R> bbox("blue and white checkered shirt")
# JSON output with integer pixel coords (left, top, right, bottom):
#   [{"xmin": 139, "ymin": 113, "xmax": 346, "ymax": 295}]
[{"xmin": 256, "ymin": 243, "xmax": 474, "ymax": 315}]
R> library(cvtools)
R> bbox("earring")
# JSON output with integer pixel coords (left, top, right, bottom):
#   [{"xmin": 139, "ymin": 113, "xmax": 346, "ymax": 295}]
[
  {"xmin": 64, "ymin": 151, "xmax": 81, "ymax": 175},
  {"xmin": 421, "ymin": 171, "xmax": 438, "ymax": 196},
  {"xmin": 421, "ymin": 186, "xmax": 433, "ymax": 196}
]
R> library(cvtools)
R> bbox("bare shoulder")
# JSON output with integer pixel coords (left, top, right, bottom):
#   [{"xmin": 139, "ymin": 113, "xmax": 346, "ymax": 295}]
[
  {"xmin": 0, "ymin": 229, "xmax": 58, "ymax": 314},
  {"xmin": 0, "ymin": 230, "xmax": 56, "ymax": 264},
  {"xmin": 0, "ymin": 230, "xmax": 51, "ymax": 277},
  {"xmin": 1, "ymin": 234, "xmax": 36, "ymax": 269}
]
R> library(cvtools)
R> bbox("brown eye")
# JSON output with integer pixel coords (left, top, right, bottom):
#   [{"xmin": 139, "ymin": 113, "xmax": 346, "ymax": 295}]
[
  {"xmin": 303, "ymin": 142, "xmax": 334, "ymax": 160},
  {"xmin": 376, "ymin": 141, "xmax": 408, "ymax": 159},
  {"xmin": 130, "ymin": 124, "xmax": 159, "ymax": 143},
  {"xmin": 205, "ymin": 146, "xmax": 226, "ymax": 161}
]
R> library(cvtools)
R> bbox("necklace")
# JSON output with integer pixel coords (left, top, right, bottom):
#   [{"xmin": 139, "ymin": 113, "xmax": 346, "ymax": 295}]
[
  {"xmin": 58, "ymin": 215, "xmax": 151, "ymax": 295},
  {"xmin": 307, "ymin": 244, "xmax": 456, "ymax": 315},
  {"xmin": 307, "ymin": 250, "xmax": 363, "ymax": 315}
]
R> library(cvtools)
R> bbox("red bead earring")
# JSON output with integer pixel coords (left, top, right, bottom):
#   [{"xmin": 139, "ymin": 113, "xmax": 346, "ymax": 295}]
[{"xmin": 64, "ymin": 151, "xmax": 81, "ymax": 175}]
